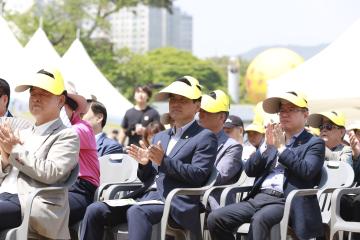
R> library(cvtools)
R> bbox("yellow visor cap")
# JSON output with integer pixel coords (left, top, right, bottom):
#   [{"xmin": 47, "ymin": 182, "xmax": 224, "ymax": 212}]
[
  {"xmin": 15, "ymin": 68, "xmax": 65, "ymax": 95},
  {"xmin": 308, "ymin": 111, "xmax": 346, "ymax": 128},
  {"xmin": 263, "ymin": 91, "xmax": 308, "ymax": 114},
  {"xmin": 201, "ymin": 90, "xmax": 230, "ymax": 113},
  {"xmin": 245, "ymin": 122, "xmax": 265, "ymax": 134},
  {"xmin": 155, "ymin": 76, "xmax": 202, "ymax": 101}
]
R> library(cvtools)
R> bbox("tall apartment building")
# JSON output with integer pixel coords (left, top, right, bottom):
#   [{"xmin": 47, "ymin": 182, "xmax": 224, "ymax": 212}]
[{"xmin": 108, "ymin": 4, "xmax": 193, "ymax": 53}]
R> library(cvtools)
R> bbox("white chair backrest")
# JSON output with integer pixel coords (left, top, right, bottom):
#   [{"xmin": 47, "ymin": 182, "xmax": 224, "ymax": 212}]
[
  {"xmin": 318, "ymin": 161, "xmax": 354, "ymax": 189},
  {"xmin": 99, "ymin": 153, "xmax": 138, "ymax": 185}
]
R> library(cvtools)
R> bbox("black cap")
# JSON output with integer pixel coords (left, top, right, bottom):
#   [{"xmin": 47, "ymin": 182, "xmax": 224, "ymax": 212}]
[{"xmin": 223, "ymin": 115, "xmax": 244, "ymax": 129}]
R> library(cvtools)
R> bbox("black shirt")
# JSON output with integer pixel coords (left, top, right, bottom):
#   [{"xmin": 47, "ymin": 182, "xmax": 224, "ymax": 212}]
[{"xmin": 122, "ymin": 106, "xmax": 160, "ymax": 146}]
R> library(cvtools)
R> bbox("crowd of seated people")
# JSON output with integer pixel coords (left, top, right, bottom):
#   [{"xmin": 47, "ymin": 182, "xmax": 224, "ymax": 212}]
[{"xmin": 2, "ymin": 69, "xmax": 360, "ymax": 240}]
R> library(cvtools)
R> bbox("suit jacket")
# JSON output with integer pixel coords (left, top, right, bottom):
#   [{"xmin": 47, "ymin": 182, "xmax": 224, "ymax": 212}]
[
  {"xmin": 245, "ymin": 130, "xmax": 325, "ymax": 239},
  {"xmin": 96, "ymin": 132, "xmax": 123, "ymax": 157},
  {"xmin": 138, "ymin": 121, "xmax": 217, "ymax": 233},
  {"xmin": 208, "ymin": 130, "xmax": 243, "ymax": 209},
  {"xmin": 0, "ymin": 118, "xmax": 80, "ymax": 239}
]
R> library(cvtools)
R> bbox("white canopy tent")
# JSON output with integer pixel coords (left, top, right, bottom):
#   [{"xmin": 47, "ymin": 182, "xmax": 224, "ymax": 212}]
[
  {"xmin": 23, "ymin": 27, "xmax": 61, "ymax": 73},
  {"xmin": 267, "ymin": 18, "xmax": 360, "ymax": 122},
  {"xmin": 0, "ymin": 16, "xmax": 29, "ymax": 115},
  {"xmin": 61, "ymin": 38, "xmax": 132, "ymax": 124}
]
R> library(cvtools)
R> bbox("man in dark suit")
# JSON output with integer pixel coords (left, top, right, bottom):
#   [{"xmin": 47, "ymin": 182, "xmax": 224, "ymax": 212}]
[
  {"xmin": 0, "ymin": 78, "xmax": 12, "ymax": 117},
  {"xmin": 83, "ymin": 100, "xmax": 123, "ymax": 156},
  {"xmin": 80, "ymin": 76, "xmax": 218, "ymax": 240},
  {"xmin": 207, "ymin": 91, "xmax": 325, "ymax": 240},
  {"xmin": 199, "ymin": 89, "xmax": 243, "ymax": 209}
]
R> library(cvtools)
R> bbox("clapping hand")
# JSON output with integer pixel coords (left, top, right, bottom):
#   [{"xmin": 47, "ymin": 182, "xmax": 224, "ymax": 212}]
[
  {"xmin": 147, "ymin": 141, "xmax": 164, "ymax": 166},
  {"xmin": 0, "ymin": 122, "xmax": 22, "ymax": 155},
  {"xmin": 265, "ymin": 123, "xmax": 286, "ymax": 150},
  {"xmin": 127, "ymin": 140, "xmax": 150, "ymax": 165},
  {"xmin": 349, "ymin": 130, "xmax": 360, "ymax": 159}
]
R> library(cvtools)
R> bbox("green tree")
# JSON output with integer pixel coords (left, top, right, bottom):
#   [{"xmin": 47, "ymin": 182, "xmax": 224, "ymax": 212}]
[{"xmin": 110, "ymin": 47, "xmax": 225, "ymax": 99}]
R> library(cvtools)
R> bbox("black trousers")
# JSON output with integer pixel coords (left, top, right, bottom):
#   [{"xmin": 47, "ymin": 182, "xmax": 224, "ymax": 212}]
[
  {"xmin": 207, "ymin": 192, "xmax": 285, "ymax": 240},
  {"xmin": 0, "ymin": 193, "xmax": 21, "ymax": 231},
  {"xmin": 340, "ymin": 194, "xmax": 360, "ymax": 240},
  {"xmin": 68, "ymin": 178, "xmax": 97, "ymax": 226},
  {"xmin": 80, "ymin": 190, "xmax": 164, "ymax": 240}
]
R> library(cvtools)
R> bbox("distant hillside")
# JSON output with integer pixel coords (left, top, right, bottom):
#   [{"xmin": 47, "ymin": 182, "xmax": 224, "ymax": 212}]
[{"xmin": 240, "ymin": 43, "xmax": 328, "ymax": 61}]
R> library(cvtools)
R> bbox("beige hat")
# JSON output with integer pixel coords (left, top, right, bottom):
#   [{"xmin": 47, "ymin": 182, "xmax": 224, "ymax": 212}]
[
  {"xmin": 308, "ymin": 110, "xmax": 346, "ymax": 128},
  {"xmin": 65, "ymin": 81, "xmax": 88, "ymax": 115},
  {"xmin": 263, "ymin": 91, "xmax": 308, "ymax": 114}
]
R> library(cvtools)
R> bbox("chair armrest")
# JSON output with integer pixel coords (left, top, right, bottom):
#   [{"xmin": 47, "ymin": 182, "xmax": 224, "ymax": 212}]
[
  {"xmin": 95, "ymin": 182, "xmax": 143, "ymax": 201},
  {"xmin": 331, "ymin": 187, "xmax": 360, "ymax": 225},
  {"xmin": 202, "ymin": 184, "xmax": 243, "ymax": 208},
  {"xmin": 101, "ymin": 182, "xmax": 143, "ymax": 200},
  {"xmin": 160, "ymin": 186, "xmax": 211, "ymax": 240},
  {"xmin": 16, "ymin": 187, "xmax": 66, "ymax": 239},
  {"xmin": 280, "ymin": 188, "xmax": 319, "ymax": 240},
  {"xmin": 219, "ymin": 186, "xmax": 253, "ymax": 207}
]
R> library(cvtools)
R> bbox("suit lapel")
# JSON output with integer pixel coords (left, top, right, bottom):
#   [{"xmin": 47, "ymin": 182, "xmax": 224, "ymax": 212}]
[
  {"xmin": 168, "ymin": 121, "xmax": 197, "ymax": 158},
  {"xmin": 30, "ymin": 119, "xmax": 63, "ymax": 154}
]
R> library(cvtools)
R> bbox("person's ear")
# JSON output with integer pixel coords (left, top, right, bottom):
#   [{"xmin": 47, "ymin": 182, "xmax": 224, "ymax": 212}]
[
  {"xmin": 96, "ymin": 113, "xmax": 104, "ymax": 125},
  {"xmin": 59, "ymin": 95, "xmax": 66, "ymax": 109}
]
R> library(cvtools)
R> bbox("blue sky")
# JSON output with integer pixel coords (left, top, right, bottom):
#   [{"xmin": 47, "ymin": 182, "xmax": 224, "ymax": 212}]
[{"xmin": 175, "ymin": 0, "xmax": 360, "ymax": 58}]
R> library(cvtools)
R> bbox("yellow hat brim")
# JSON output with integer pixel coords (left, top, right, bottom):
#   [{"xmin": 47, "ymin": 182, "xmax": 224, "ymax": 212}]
[
  {"xmin": 245, "ymin": 123, "xmax": 265, "ymax": 134},
  {"xmin": 263, "ymin": 92, "xmax": 308, "ymax": 114},
  {"xmin": 15, "ymin": 71, "xmax": 65, "ymax": 95},
  {"xmin": 155, "ymin": 81, "xmax": 202, "ymax": 101},
  {"xmin": 308, "ymin": 112, "xmax": 345, "ymax": 128},
  {"xmin": 200, "ymin": 95, "xmax": 229, "ymax": 113}
]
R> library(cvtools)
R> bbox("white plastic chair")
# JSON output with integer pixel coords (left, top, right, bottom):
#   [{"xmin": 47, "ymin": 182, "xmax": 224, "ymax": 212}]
[
  {"xmin": 329, "ymin": 187, "xmax": 360, "ymax": 239},
  {"xmin": 3, "ymin": 164, "xmax": 79, "ymax": 240},
  {"xmin": 103, "ymin": 167, "xmax": 219, "ymax": 240},
  {"xmin": 96, "ymin": 153, "xmax": 140, "ymax": 201},
  {"xmin": 215, "ymin": 161, "xmax": 354, "ymax": 240}
]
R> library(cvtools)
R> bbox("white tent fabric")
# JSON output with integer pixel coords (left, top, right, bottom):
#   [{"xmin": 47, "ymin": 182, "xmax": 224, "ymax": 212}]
[
  {"xmin": 23, "ymin": 27, "xmax": 61, "ymax": 73},
  {"xmin": 61, "ymin": 39, "xmax": 132, "ymax": 124},
  {"xmin": 0, "ymin": 16, "xmax": 29, "ymax": 115},
  {"xmin": 268, "ymin": 18, "xmax": 360, "ymax": 100},
  {"xmin": 267, "ymin": 18, "xmax": 360, "ymax": 121}
]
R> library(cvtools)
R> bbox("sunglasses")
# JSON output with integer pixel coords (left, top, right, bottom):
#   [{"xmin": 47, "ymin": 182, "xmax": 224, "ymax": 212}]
[{"xmin": 319, "ymin": 123, "xmax": 341, "ymax": 131}]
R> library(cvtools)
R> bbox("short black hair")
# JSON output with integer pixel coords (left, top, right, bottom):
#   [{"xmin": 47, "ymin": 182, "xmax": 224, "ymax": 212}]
[
  {"xmin": 0, "ymin": 78, "xmax": 10, "ymax": 109},
  {"xmin": 90, "ymin": 101, "xmax": 107, "ymax": 128},
  {"xmin": 134, "ymin": 85, "xmax": 152, "ymax": 99},
  {"xmin": 65, "ymin": 96, "xmax": 78, "ymax": 111}
]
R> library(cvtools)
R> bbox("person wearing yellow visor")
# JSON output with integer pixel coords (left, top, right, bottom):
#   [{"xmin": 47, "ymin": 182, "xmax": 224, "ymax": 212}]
[
  {"xmin": 308, "ymin": 110, "xmax": 352, "ymax": 166},
  {"xmin": 0, "ymin": 68, "xmax": 80, "ymax": 239},
  {"xmin": 199, "ymin": 89, "xmax": 243, "ymax": 209},
  {"xmin": 245, "ymin": 121, "xmax": 265, "ymax": 149},
  {"xmin": 80, "ymin": 76, "xmax": 217, "ymax": 240},
  {"xmin": 208, "ymin": 91, "xmax": 325, "ymax": 240}
]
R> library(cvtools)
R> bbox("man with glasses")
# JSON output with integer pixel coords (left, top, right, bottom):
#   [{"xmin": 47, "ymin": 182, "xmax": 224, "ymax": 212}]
[
  {"xmin": 308, "ymin": 110, "xmax": 352, "ymax": 166},
  {"xmin": 208, "ymin": 91, "xmax": 325, "ymax": 240},
  {"xmin": 0, "ymin": 78, "xmax": 12, "ymax": 117}
]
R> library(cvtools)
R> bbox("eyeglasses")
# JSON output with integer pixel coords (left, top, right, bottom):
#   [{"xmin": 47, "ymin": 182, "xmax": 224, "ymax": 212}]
[
  {"xmin": 278, "ymin": 108, "xmax": 305, "ymax": 115},
  {"xmin": 319, "ymin": 123, "xmax": 341, "ymax": 131}
]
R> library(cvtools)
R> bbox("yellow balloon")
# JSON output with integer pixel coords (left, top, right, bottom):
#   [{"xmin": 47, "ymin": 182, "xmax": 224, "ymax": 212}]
[{"xmin": 245, "ymin": 48, "xmax": 304, "ymax": 103}]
